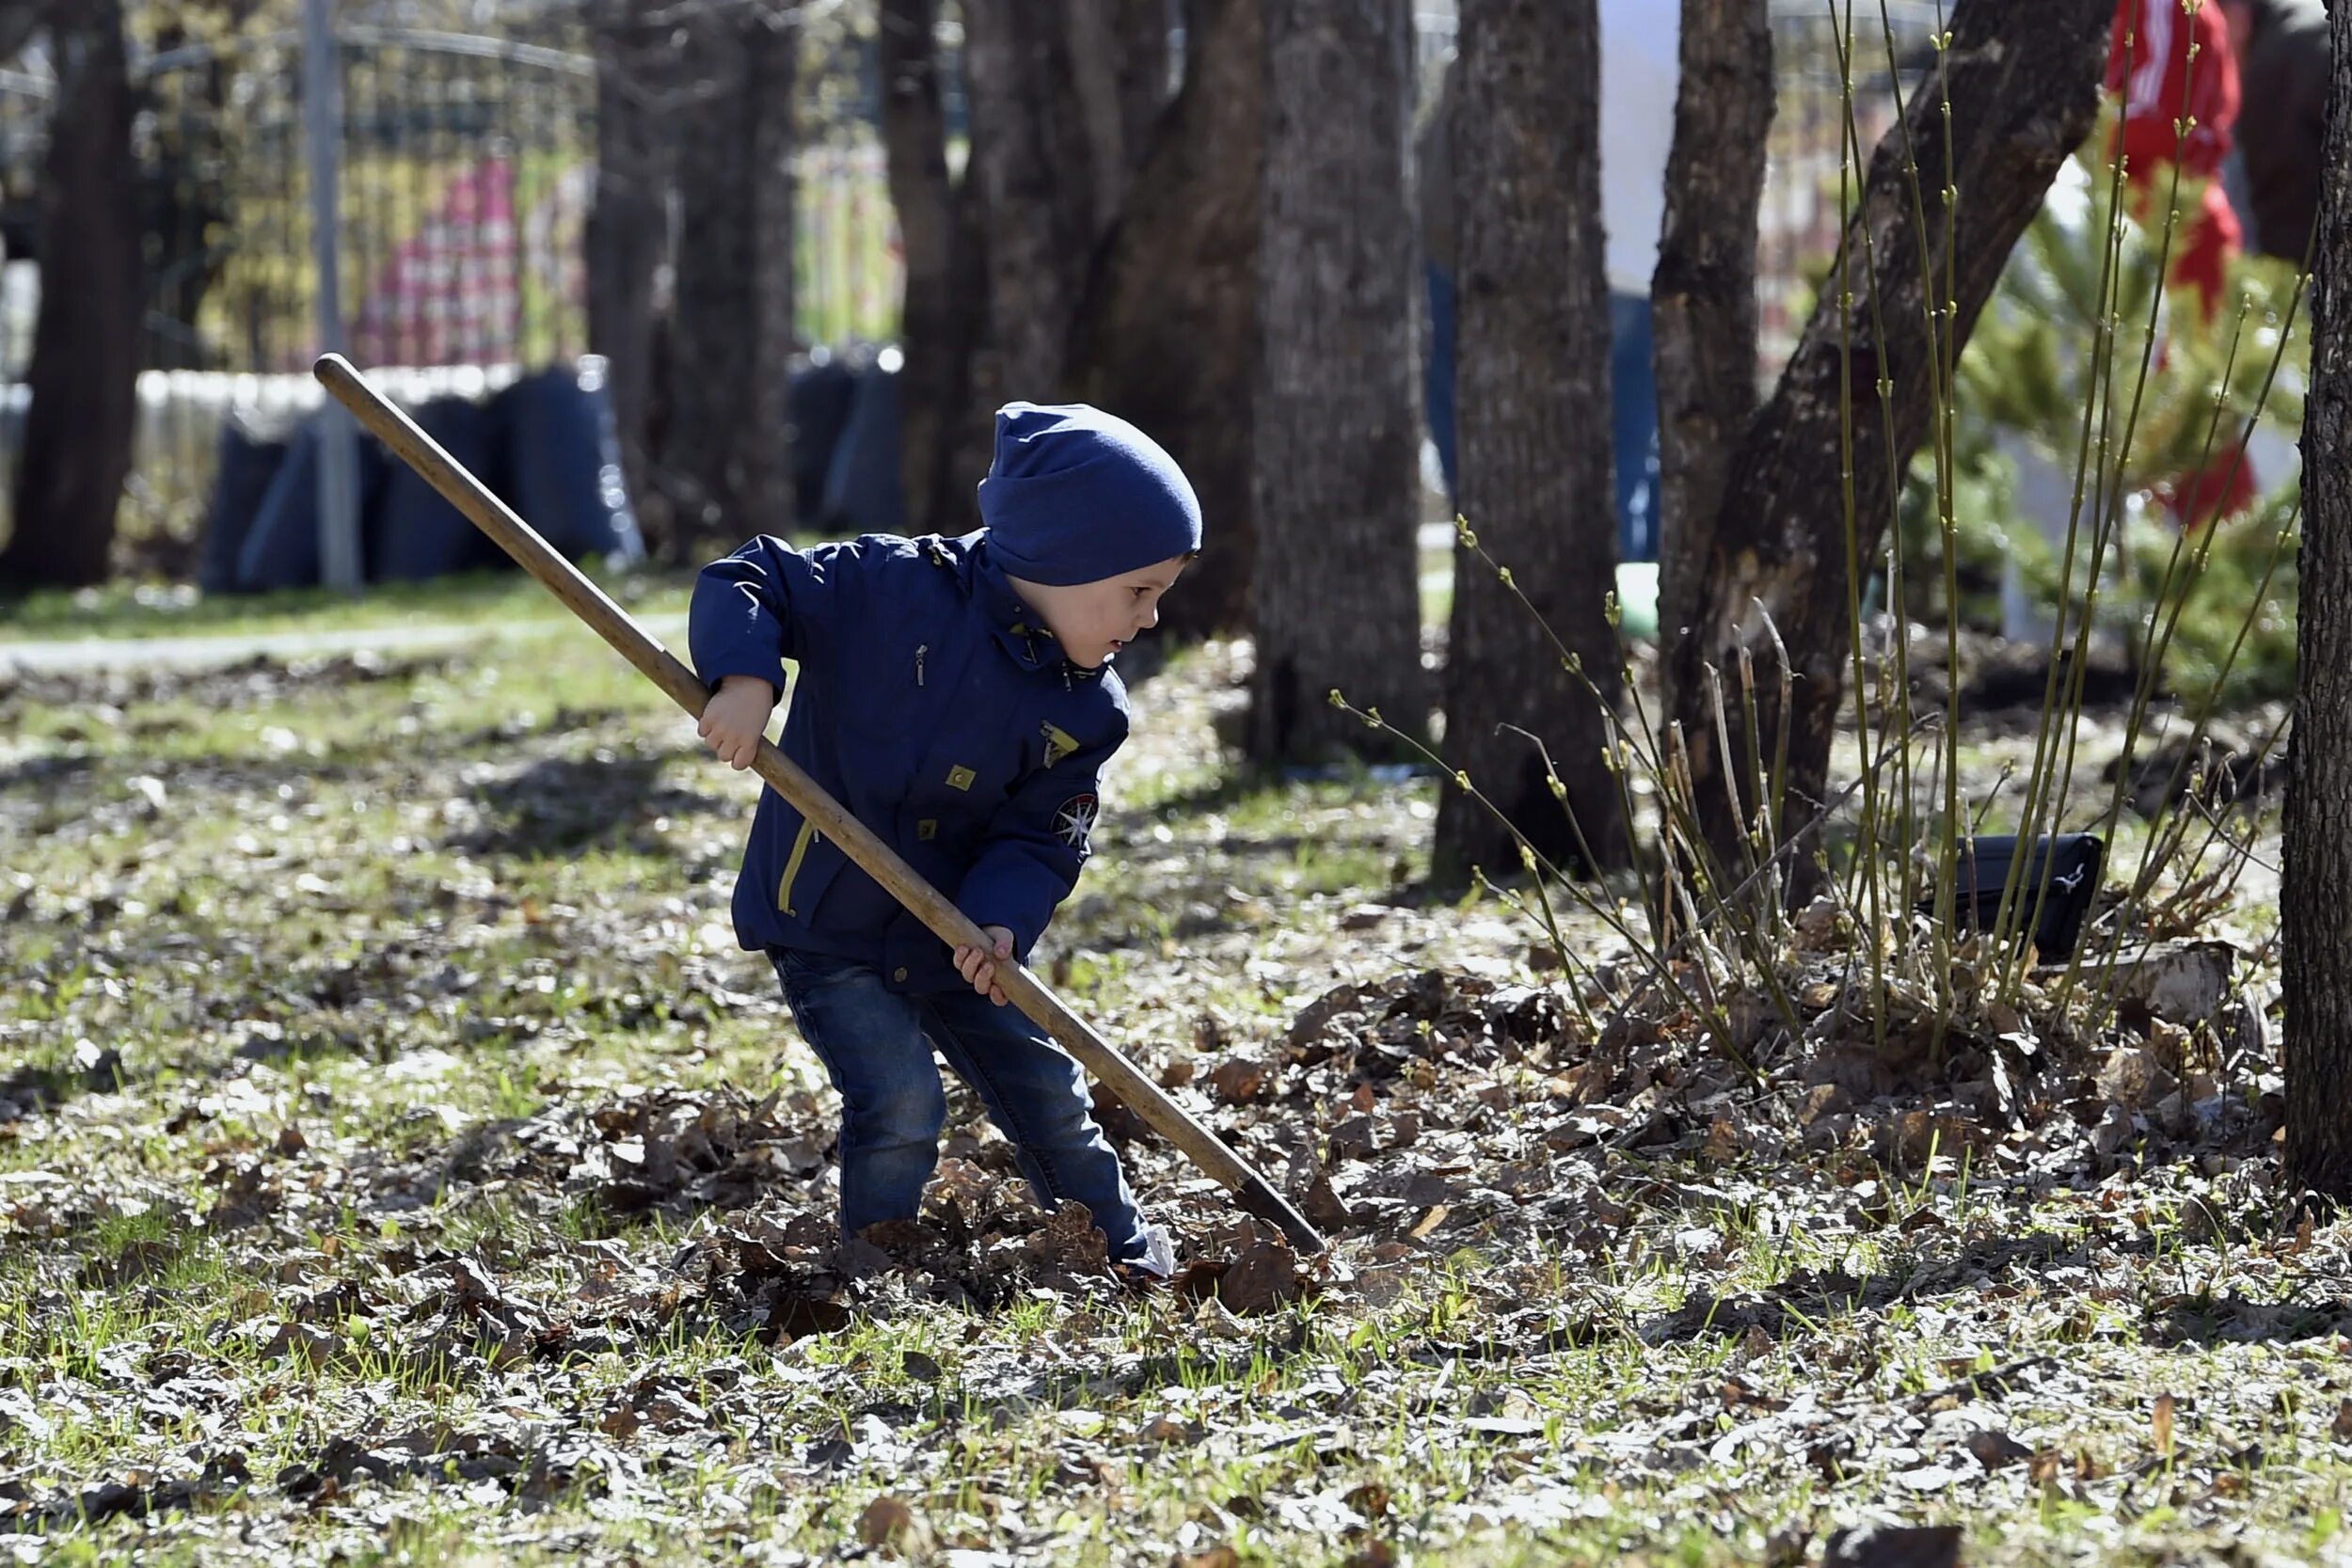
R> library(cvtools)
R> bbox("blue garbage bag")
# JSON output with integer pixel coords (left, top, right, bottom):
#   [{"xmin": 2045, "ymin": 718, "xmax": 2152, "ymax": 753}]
[
  {"xmin": 231, "ymin": 412, "xmax": 394, "ymax": 592},
  {"xmin": 369, "ymin": 394, "xmax": 509, "ymax": 582},
  {"xmin": 199, "ymin": 420, "xmax": 289, "ymax": 594},
  {"xmin": 818, "ymin": 360, "xmax": 904, "ymax": 537},
  {"xmin": 493, "ymin": 364, "xmax": 644, "ymax": 563},
  {"xmin": 233, "ymin": 419, "xmax": 321, "ymax": 592},
  {"xmin": 789, "ymin": 356, "xmax": 857, "ymax": 526}
]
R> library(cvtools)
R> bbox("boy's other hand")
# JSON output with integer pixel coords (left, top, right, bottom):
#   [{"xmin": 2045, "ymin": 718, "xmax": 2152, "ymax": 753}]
[
  {"xmin": 954, "ymin": 926, "xmax": 1017, "ymax": 1006},
  {"xmin": 698, "ymin": 674, "xmax": 778, "ymax": 769}
]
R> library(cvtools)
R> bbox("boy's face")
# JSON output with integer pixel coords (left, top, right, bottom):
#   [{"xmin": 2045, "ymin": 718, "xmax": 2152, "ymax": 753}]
[{"xmin": 1009, "ymin": 555, "xmax": 1190, "ymax": 669}]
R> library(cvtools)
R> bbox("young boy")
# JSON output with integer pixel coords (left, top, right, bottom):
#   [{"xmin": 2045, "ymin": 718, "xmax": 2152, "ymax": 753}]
[{"xmin": 688, "ymin": 402, "xmax": 1197, "ymax": 1275}]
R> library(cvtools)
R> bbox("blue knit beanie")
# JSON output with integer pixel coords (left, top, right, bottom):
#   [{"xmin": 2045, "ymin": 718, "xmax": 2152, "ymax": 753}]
[{"xmin": 976, "ymin": 402, "xmax": 1202, "ymax": 586}]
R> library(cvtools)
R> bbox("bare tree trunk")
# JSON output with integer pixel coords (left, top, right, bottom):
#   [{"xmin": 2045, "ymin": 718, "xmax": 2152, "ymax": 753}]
[
  {"xmin": 934, "ymin": 171, "xmax": 998, "ymax": 531},
  {"xmin": 0, "ymin": 0, "xmax": 138, "ymax": 593},
  {"xmin": 880, "ymin": 0, "xmax": 961, "ymax": 533},
  {"xmin": 1068, "ymin": 0, "xmax": 1262, "ymax": 640},
  {"xmin": 1662, "ymin": 0, "xmax": 2108, "ymax": 884},
  {"xmin": 0, "ymin": 4, "xmax": 49, "ymax": 64},
  {"xmin": 1431, "ymin": 0, "xmax": 1624, "ymax": 886},
  {"xmin": 1247, "ymin": 0, "xmax": 1425, "ymax": 762},
  {"xmin": 585, "ymin": 0, "xmax": 669, "ymax": 546},
  {"xmin": 1653, "ymin": 0, "xmax": 1772, "ymax": 668},
  {"xmin": 962, "ymin": 0, "xmax": 1101, "ymax": 398},
  {"xmin": 2281, "ymin": 0, "xmax": 2352, "ymax": 1208},
  {"xmin": 1067, "ymin": 0, "xmax": 1172, "ymax": 233},
  {"xmin": 655, "ymin": 3, "xmax": 797, "ymax": 561}
]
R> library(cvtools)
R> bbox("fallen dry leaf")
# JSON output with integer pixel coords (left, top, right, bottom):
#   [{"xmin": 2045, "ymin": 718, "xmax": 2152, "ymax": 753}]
[
  {"xmin": 1207, "ymin": 1057, "xmax": 1271, "ymax": 1104},
  {"xmin": 858, "ymin": 1493, "xmax": 924, "ymax": 1550},
  {"xmin": 1171, "ymin": 1547, "xmax": 1241, "ymax": 1568},
  {"xmin": 1217, "ymin": 1231, "xmax": 1301, "ymax": 1315}
]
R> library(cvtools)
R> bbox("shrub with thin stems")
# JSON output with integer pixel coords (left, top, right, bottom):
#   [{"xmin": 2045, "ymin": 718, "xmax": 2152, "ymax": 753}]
[{"xmin": 1337, "ymin": 4, "xmax": 2296, "ymax": 1077}]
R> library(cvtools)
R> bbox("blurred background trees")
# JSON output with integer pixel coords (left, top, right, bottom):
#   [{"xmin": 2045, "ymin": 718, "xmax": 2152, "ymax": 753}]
[
  {"xmin": 0, "ymin": 0, "xmax": 138, "ymax": 592},
  {"xmin": 0, "ymin": 0, "xmax": 2324, "ymax": 907},
  {"xmin": 1429, "ymin": 0, "xmax": 1623, "ymax": 885},
  {"xmin": 1246, "ymin": 0, "xmax": 1424, "ymax": 764},
  {"xmin": 8, "ymin": 0, "xmax": 2350, "ymax": 1182}
]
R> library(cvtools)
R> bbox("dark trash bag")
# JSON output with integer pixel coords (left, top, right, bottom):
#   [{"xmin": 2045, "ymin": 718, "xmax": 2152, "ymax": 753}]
[
  {"xmin": 370, "ymin": 394, "xmax": 510, "ymax": 582},
  {"xmin": 1938, "ymin": 833, "xmax": 2106, "ymax": 959},
  {"xmin": 231, "ymin": 412, "xmax": 390, "ymax": 593},
  {"xmin": 493, "ymin": 365, "xmax": 644, "ymax": 563},
  {"xmin": 788, "ymin": 356, "xmax": 858, "ymax": 526},
  {"xmin": 199, "ymin": 420, "xmax": 289, "ymax": 594},
  {"xmin": 818, "ymin": 361, "xmax": 904, "ymax": 537},
  {"xmin": 236, "ymin": 413, "xmax": 392, "ymax": 592}
]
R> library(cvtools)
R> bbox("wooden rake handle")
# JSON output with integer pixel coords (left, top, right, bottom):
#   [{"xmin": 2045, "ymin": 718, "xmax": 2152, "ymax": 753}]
[{"xmin": 313, "ymin": 354, "xmax": 1326, "ymax": 1256}]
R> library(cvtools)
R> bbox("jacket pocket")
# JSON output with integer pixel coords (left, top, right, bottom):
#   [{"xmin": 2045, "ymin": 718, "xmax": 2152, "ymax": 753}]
[{"xmin": 776, "ymin": 817, "xmax": 819, "ymax": 915}]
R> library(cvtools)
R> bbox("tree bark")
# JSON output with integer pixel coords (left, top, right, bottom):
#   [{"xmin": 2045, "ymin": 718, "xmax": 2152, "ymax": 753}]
[
  {"xmin": 933, "ymin": 169, "xmax": 999, "ymax": 531},
  {"xmin": 2281, "ymin": 0, "xmax": 2352, "ymax": 1206},
  {"xmin": 1653, "ymin": 0, "xmax": 1772, "ymax": 673},
  {"xmin": 0, "ymin": 0, "xmax": 138, "ymax": 593},
  {"xmin": 1247, "ymin": 0, "xmax": 1426, "ymax": 762},
  {"xmin": 1431, "ymin": 0, "xmax": 1625, "ymax": 886},
  {"xmin": 1067, "ymin": 0, "xmax": 1172, "ymax": 235},
  {"xmin": 585, "ymin": 0, "xmax": 670, "ymax": 547},
  {"xmin": 1067, "ymin": 0, "xmax": 1263, "ymax": 641},
  {"xmin": 1661, "ymin": 0, "xmax": 2109, "ymax": 883},
  {"xmin": 879, "ymin": 0, "xmax": 965, "ymax": 533},
  {"xmin": 0, "ymin": 3, "xmax": 48, "ymax": 65},
  {"xmin": 654, "ymin": 2, "xmax": 798, "ymax": 561},
  {"xmin": 962, "ymin": 0, "xmax": 1102, "ymax": 399}
]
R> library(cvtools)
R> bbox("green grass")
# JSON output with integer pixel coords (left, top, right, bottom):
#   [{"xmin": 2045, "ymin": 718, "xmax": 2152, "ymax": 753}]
[
  {"xmin": 0, "ymin": 562, "xmax": 695, "ymax": 642},
  {"xmin": 0, "ymin": 578, "xmax": 2342, "ymax": 1564}
]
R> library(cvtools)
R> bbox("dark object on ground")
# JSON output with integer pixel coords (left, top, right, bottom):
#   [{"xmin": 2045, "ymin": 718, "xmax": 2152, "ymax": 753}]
[
  {"xmin": 789, "ymin": 356, "xmax": 858, "ymax": 523},
  {"xmin": 206, "ymin": 364, "xmax": 644, "ymax": 593},
  {"xmin": 1938, "ymin": 832, "xmax": 2105, "ymax": 958},
  {"xmin": 2103, "ymin": 723, "xmax": 2289, "ymax": 817},
  {"xmin": 1955, "ymin": 634, "xmax": 2137, "ymax": 712},
  {"xmin": 232, "ymin": 419, "xmax": 322, "ymax": 592},
  {"xmin": 494, "ymin": 365, "xmax": 645, "ymax": 565},
  {"xmin": 1823, "ymin": 1524, "xmax": 1963, "ymax": 1568},
  {"xmin": 232, "ymin": 418, "xmax": 389, "ymax": 593},
  {"xmin": 371, "ymin": 395, "xmax": 508, "ymax": 582},
  {"xmin": 818, "ymin": 358, "xmax": 905, "ymax": 535},
  {"xmin": 197, "ymin": 420, "xmax": 288, "ymax": 594}
]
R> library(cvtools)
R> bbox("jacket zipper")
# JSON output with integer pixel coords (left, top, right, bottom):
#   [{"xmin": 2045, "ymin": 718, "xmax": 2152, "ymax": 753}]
[
  {"xmin": 915, "ymin": 644, "xmax": 927, "ymax": 686},
  {"xmin": 776, "ymin": 817, "xmax": 818, "ymax": 915}
]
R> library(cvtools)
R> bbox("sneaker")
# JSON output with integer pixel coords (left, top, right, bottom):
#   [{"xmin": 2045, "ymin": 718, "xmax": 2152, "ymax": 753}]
[{"xmin": 1116, "ymin": 1222, "xmax": 1178, "ymax": 1282}]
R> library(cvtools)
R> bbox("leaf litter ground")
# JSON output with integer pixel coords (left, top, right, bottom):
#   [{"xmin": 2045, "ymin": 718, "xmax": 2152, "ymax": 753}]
[{"xmin": 1, "ymin": 623, "xmax": 2348, "ymax": 1566}]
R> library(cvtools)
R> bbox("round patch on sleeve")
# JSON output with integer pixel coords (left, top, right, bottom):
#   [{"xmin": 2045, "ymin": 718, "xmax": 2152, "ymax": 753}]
[{"xmin": 1053, "ymin": 792, "xmax": 1100, "ymax": 850}]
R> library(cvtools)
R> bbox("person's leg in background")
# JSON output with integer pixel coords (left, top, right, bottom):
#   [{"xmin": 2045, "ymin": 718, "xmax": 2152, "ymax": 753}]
[
  {"xmin": 1425, "ymin": 262, "xmax": 1459, "ymax": 506},
  {"xmin": 1610, "ymin": 290, "xmax": 1661, "ymax": 562}
]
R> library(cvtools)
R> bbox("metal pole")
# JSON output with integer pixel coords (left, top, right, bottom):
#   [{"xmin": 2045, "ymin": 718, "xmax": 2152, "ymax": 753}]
[{"xmin": 302, "ymin": 0, "xmax": 363, "ymax": 591}]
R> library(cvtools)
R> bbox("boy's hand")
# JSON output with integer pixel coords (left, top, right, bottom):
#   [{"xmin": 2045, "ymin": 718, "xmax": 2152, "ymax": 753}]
[
  {"xmin": 954, "ymin": 926, "xmax": 1017, "ymax": 1006},
  {"xmin": 698, "ymin": 674, "xmax": 778, "ymax": 769}
]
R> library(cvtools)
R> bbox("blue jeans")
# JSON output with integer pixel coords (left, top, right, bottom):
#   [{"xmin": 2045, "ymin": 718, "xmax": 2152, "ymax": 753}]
[
  {"xmin": 770, "ymin": 947, "xmax": 1152, "ymax": 1261},
  {"xmin": 1424, "ymin": 262, "xmax": 1459, "ymax": 502},
  {"xmin": 1424, "ymin": 270, "xmax": 1661, "ymax": 562},
  {"xmin": 1610, "ymin": 291, "xmax": 1661, "ymax": 563}
]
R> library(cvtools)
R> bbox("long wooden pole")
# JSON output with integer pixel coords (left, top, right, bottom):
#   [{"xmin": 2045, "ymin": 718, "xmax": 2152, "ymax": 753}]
[{"xmin": 313, "ymin": 354, "xmax": 1326, "ymax": 1255}]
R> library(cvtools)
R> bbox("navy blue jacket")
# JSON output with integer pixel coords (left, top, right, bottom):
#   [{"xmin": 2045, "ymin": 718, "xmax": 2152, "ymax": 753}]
[{"xmin": 688, "ymin": 530, "xmax": 1128, "ymax": 992}]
